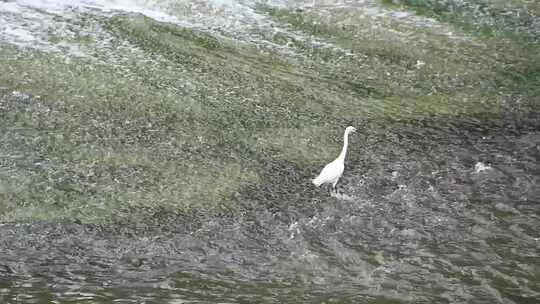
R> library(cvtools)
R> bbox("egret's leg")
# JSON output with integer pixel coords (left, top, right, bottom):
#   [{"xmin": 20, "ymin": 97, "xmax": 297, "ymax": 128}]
[{"xmin": 332, "ymin": 180, "xmax": 339, "ymax": 195}]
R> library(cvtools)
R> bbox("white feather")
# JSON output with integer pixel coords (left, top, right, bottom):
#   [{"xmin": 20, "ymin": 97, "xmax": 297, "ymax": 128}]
[{"xmin": 313, "ymin": 126, "xmax": 356, "ymax": 189}]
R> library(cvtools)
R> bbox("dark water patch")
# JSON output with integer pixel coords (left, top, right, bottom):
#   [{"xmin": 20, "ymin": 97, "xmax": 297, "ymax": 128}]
[
  {"xmin": 343, "ymin": 81, "xmax": 387, "ymax": 99},
  {"xmin": 2, "ymin": 119, "xmax": 538, "ymax": 302}
]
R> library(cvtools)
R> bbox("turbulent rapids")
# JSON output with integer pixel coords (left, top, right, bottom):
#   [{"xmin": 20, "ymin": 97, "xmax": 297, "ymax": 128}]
[{"xmin": 0, "ymin": 1, "xmax": 539, "ymax": 303}]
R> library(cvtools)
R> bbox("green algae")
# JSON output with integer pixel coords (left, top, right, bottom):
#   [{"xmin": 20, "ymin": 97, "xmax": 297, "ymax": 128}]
[
  {"xmin": 380, "ymin": 0, "xmax": 539, "ymax": 119},
  {"xmin": 0, "ymin": 48, "xmax": 260, "ymax": 224},
  {"xmin": 382, "ymin": 0, "xmax": 540, "ymax": 42},
  {"xmin": 0, "ymin": 1, "xmax": 537, "ymax": 224}
]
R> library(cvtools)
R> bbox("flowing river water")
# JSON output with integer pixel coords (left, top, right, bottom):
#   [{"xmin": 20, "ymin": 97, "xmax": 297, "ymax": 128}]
[{"xmin": 0, "ymin": 0, "xmax": 539, "ymax": 303}]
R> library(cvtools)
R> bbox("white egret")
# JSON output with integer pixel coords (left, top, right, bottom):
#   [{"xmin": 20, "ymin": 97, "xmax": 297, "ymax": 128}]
[{"xmin": 313, "ymin": 126, "xmax": 356, "ymax": 193}]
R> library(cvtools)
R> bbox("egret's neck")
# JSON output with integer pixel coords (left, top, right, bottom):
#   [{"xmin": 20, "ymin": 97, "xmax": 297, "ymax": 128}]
[{"xmin": 337, "ymin": 131, "xmax": 350, "ymax": 163}]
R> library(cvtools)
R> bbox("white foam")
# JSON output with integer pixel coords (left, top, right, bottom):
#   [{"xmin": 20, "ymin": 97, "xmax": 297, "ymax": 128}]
[
  {"xmin": 0, "ymin": 0, "xmax": 470, "ymax": 68},
  {"xmin": 2, "ymin": 24, "xmax": 36, "ymax": 42},
  {"xmin": 13, "ymin": 0, "xmax": 181, "ymax": 23},
  {"xmin": 0, "ymin": 1, "xmax": 22, "ymax": 13},
  {"xmin": 474, "ymin": 162, "xmax": 491, "ymax": 173},
  {"xmin": 330, "ymin": 192, "xmax": 356, "ymax": 201}
]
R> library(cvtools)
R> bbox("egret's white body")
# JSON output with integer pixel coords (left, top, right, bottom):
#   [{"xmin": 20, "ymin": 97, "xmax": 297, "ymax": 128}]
[{"xmin": 313, "ymin": 126, "xmax": 356, "ymax": 192}]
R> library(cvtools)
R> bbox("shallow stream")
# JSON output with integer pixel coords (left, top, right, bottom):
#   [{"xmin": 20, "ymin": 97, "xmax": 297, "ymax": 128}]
[{"xmin": 0, "ymin": 1, "xmax": 539, "ymax": 303}]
